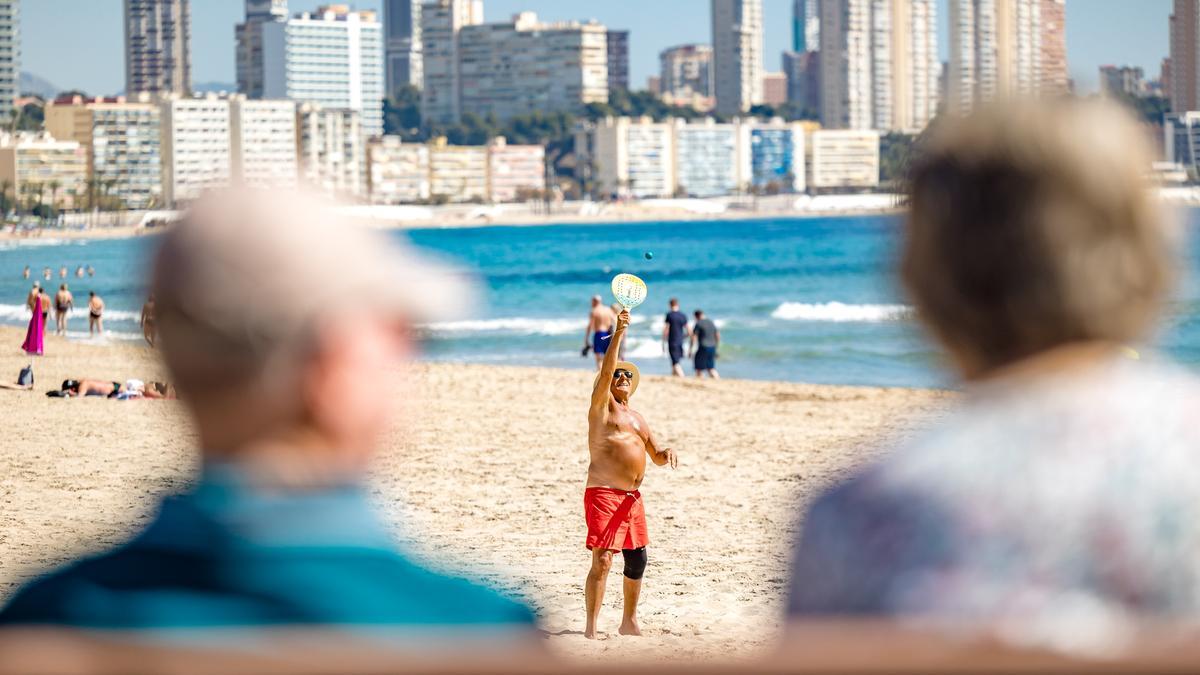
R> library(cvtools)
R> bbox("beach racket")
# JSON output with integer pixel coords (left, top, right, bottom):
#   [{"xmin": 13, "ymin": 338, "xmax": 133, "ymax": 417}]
[{"xmin": 611, "ymin": 273, "xmax": 647, "ymax": 310}]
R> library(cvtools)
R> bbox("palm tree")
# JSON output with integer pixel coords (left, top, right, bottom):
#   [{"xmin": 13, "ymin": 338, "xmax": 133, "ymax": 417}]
[{"xmin": 46, "ymin": 180, "xmax": 60, "ymax": 225}]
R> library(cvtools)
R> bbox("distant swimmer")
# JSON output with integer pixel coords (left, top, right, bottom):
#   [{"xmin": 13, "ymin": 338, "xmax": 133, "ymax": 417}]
[
  {"xmin": 87, "ymin": 291, "xmax": 104, "ymax": 337},
  {"xmin": 75, "ymin": 266, "xmax": 84, "ymax": 278},
  {"xmin": 86, "ymin": 265, "xmax": 95, "ymax": 277},
  {"xmin": 22, "ymin": 266, "xmax": 29, "ymax": 280},
  {"xmin": 584, "ymin": 307, "xmax": 678, "ymax": 639},
  {"xmin": 59, "ymin": 266, "xmax": 67, "ymax": 279},
  {"xmin": 42, "ymin": 267, "xmax": 51, "ymax": 281},
  {"xmin": 662, "ymin": 298, "xmax": 691, "ymax": 377},
  {"xmin": 690, "ymin": 309, "xmax": 720, "ymax": 379},
  {"xmin": 54, "ymin": 284, "xmax": 73, "ymax": 336},
  {"xmin": 584, "ymin": 295, "xmax": 616, "ymax": 370}
]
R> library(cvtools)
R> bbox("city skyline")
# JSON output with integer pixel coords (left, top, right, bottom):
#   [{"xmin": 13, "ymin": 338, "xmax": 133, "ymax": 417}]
[{"xmin": 20, "ymin": 0, "xmax": 1172, "ymax": 98}]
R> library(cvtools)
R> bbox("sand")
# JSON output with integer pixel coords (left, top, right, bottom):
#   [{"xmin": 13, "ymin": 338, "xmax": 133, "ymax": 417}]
[{"xmin": 0, "ymin": 326, "xmax": 952, "ymax": 663}]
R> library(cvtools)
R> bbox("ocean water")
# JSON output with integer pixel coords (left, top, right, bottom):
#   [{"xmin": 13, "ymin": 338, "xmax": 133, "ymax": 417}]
[{"xmin": 2, "ymin": 214, "xmax": 1198, "ymax": 389}]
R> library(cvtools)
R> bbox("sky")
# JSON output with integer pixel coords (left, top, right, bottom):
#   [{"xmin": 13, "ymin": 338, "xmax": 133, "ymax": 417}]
[{"xmin": 22, "ymin": 0, "xmax": 1172, "ymax": 97}]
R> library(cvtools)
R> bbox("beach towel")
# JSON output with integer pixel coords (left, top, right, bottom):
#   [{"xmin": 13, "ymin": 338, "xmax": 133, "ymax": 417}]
[
  {"xmin": 21, "ymin": 296, "xmax": 44, "ymax": 356},
  {"xmin": 584, "ymin": 487, "xmax": 649, "ymax": 551}
]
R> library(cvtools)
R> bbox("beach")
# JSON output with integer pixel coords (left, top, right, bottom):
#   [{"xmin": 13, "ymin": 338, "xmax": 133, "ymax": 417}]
[{"xmin": 0, "ymin": 327, "xmax": 951, "ymax": 662}]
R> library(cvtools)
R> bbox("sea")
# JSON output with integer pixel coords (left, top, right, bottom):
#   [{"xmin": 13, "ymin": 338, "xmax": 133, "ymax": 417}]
[{"xmin": 2, "ymin": 213, "xmax": 1198, "ymax": 389}]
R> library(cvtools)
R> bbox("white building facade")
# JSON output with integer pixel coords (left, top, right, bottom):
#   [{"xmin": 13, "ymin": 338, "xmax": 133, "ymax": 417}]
[
  {"xmin": 420, "ymin": 0, "xmax": 484, "ymax": 125},
  {"xmin": 368, "ymin": 135, "xmax": 430, "ymax": 203},
  {"xmin": 230, "ymin": 97, "xmax": 298, "ymax": 189},
  {"xmin": 487, "ymin": 138, "xmax": 545, "ymax": 202},
  {"xmin": 673, "ymin": 119, "xmax": 749, "ymax": 198},
  {"xmin": 262, "ymin": 6, "xmax": 385, "ymax": 135},
  {"xmin": 429, "ymin": 140, "xmax": 488, "ymax": 202},
  {"xmin": 160, "ymin": 96, "xmax": 232, "ymax": 206},
  {"xmin": 809, "ymin": 129, "xmax": 880, "ymax": 189},
  {"xmin": 298, "ymin": 103, "xmax": 366, "ymax": 200}
]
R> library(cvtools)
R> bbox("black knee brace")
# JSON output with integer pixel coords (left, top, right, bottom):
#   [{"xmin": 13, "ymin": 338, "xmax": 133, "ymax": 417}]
[{"xmin": 622, "ymin": 547, "xmax": 647, "ymax": 580}]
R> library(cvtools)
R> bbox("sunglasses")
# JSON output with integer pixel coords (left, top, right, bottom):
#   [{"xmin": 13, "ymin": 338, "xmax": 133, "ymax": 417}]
[{"xmin": 612, "ymin": 369, "xmax": 634, "ymax": 380}]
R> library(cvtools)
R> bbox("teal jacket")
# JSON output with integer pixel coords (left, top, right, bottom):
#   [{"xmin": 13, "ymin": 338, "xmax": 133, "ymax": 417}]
[{"xmin": 0, "ymin": 468, "xmax": 535, "ymax": 629}]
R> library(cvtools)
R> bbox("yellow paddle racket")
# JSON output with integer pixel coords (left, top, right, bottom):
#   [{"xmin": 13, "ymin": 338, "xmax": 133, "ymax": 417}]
[{"xmin": 611, "ymin": 273, "xmax": 648, "ymax": 310}]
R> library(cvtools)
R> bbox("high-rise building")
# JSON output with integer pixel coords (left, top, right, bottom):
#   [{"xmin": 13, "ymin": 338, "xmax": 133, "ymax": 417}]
[
  {"xmin": 0, "ymin": 133, "xmax": 87, "ymax": 210},
  {"xmin": 454, "ymin": 12, "xmax": 608, "ymax": 122},
  {"xmin": 783, "ymin": 50, "xmax": 819, "ymax": 113},
  {"xmin": 712, "ymin": 0, "xmax": 764, "ymax": 115},
  {"xmin": 793, "ymin": 0, "xmax": 819, "ymax": 52},
  {"xmin": 1100, "ymin": 65, "xmax": 1146, "ymax": 98},
  {"xmin": 1171, "ymin": 1, "xmax": 1199, "ymax": 113},
  {"xmin": 384, "ymin": 0, "xmax": 422, "ymax": 97},
  {"xmin": 607, "ymin": 30, "xmax": 630, "ymax": 91},
  {"xmin": 0, "ymin": 2, "xmax": 18, "ymax": 123},
  {"xmin": 124, "ymin": 0, "xmax": 192, "ymax": 96},
  {"xmin": 421, "ymin": 0, "xmax": 485, "ymax": 125},
  {"xmin": 235, "ymin": 0, "xmax": 288, "ymax": 99},
  {"xmin": 262, "ymin": 6, "xmax": 385, "ymax": 136},
  {"xmin": 298, "ymin": 103, "xmax": 367, "ymax": 200},
  {"xmin": 230, "ymin": 97, "xmax": 298, "ymax": 189},
  {"xmin": 45, "ymin": 95, "xmax": 164, "ymax": 210},
  {"xmin": 948, "ymin": 0, "xmax": 1069, "ymax": 114},
  {"xmin": 660, "ymin": 44, "xmax": 714, "ymax": 103},
  {"xmin": 160, "ymin": 96, "xmax": 232, "ymax": 206},
  {"xmin": 819, "ymin": 0, "xmax": 939, "ymax": 132}
]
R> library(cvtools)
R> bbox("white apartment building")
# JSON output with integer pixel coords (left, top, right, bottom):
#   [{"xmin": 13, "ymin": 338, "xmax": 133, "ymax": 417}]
[
  {"xmin": 420, "ymin": 0, "xmax": 484, "ymax": 125},
  {"xmin": 298, "ymin": 103, "xmax": 366, "ymax": 201},
  {"xmin": 455, "ymin": 12, "xmax": 608, "ymax": 122},
  {"xmin": 0, "ymin": 133, "xmax": 87, "ymax": 210},
  {"xmin": 488, "ymin": 137, "xmax": 544, "ymax": 202},
  {"xmin": 45, "ymin": 95, "xmax": 164, "ymax": 210},
  {"xmin": 368, "ymin": 135, "xmax": 431, "ymax": 203},
  {"xmin": 263, "ymin": 6, "xmax": 385, "ymax": 136},
  {"xmin": 660, "ymin": 44, "xmax": 714, "ymax": 102},
  {"xmin": 674, "ymin": 119, "xmax": 749, "ymax": 198},
  {"xmin": 230, "ymin": 97, "xmax": 298, "ymax": 189},
  {"xmin": 429, "ymin": 139, "xmax": 488, "ymax": 202},
  {"xmin": 750, "ymin": 120, "xmax": 806, "ymax": 192},
  {"xmin": 712, "ymin": 0, "xmax": 764, "ymax": 115},
  {"xmin": 160, "ymin": 96, "xmax": 232, "ymax": 206},
  {"xmin": 809, "ymin": 129, "xmax": 880, "ymax": 189},
  {"xmin": 584, "ymin": 117, "xmax": 677, "ymax": 199},
  {"xmin": 820, "ymin": 0, "xmax": 939, "ymax": 132}
]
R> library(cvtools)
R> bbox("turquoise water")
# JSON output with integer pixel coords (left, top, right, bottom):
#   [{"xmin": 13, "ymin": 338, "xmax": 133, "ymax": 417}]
[{"xmin": 3, "ymin": 214, "xmax": 1198, "ymax": 389}]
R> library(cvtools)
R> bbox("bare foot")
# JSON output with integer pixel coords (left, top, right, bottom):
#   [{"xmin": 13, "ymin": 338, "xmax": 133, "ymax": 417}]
[
  {"xmin": 618, "ymin": 620, "xmax": 642, "ymax": 636},
  {"xmin": 584, "ymin": 627, "xmax": 598, "ymax": 640}
]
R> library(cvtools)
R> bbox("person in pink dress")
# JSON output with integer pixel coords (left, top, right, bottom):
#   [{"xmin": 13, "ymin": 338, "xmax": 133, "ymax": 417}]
[{"xmin": 21, "ymin": 286, "xmax": 45, "ymax": 355}]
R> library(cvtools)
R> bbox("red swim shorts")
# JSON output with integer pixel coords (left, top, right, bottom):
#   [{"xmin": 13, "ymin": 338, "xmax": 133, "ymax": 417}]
[{"xmin": 584, "ymin": 487, "xmax": 650, "ymax": 551}]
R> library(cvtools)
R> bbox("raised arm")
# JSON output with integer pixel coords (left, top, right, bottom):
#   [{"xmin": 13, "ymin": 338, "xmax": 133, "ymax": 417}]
[{"xmin": 590, "ymin": 308, "xmax": 629, "ymax": 414}]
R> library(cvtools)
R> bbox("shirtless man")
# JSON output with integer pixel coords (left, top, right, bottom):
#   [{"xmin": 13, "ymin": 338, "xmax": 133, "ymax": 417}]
[
  {"xmin": 54, "ymin": 284, "xmax": 73, "ymax": 336},
  {"xmin": 88, "ymin": 292, "xmax": 104, "ymax": 337},
  {"xmin": 583, "ymin": 295, "xmax": 616, "ymax": 370},
  {"xmin": 584, "ymin": 308, "xmax": 678, "ymax": 639}
]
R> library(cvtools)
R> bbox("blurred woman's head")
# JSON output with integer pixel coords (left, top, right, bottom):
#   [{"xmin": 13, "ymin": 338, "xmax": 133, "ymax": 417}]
[{"xmin": 902, "ymin": 99, "xmax": 1173, "ymax": 379}]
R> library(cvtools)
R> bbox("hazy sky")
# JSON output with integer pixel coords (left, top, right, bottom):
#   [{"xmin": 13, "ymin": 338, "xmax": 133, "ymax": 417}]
[{"xmin": 23, "ymin": 0, "xmax": 1171, "ymax": 96}]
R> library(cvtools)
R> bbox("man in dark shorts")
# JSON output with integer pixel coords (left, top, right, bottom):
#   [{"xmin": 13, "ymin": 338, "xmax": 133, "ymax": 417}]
[
  {"xmin": 661, "ymin": 298, "xmax": 690, "ymax": 377},
  {"xmin": 690, "ymin": 309, "xmax": 720, "ymax": 379}
]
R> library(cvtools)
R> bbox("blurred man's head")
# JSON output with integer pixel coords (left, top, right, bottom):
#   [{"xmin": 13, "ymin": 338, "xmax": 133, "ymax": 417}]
[
  {"xmin": 694, "ymin": 310, "xmax": 704, "ymax": 320},
  {"xmin": 903, "ymin": 100, "xmax": 1170, "ymax": 379},
  {"xmin": 150, "ymin": 188, "xmax": 470, "ymax": 475},
  {"xmin": 591, "ymin": 295, "xmax": 601, "ymax": 307},
  {"xmin": 670, "ymin": 298, "xmax": 679, "ymax": 310}
]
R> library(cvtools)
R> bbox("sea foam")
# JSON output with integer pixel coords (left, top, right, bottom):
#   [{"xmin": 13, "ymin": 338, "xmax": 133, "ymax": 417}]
[{"xmin": 771, "ymin": 302, "xmax": 910, "ymax": 322}]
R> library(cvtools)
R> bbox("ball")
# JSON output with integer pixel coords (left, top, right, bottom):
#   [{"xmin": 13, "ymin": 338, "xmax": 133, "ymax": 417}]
[{"xmin": 644, "ymin": 251, "xmax": 654, "ymax": 260}]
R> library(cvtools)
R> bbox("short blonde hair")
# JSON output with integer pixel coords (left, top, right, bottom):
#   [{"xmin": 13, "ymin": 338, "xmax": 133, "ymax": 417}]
[{"xmin": 902, "ymin": 99, "xmax": 1172, "ymax": 374}]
